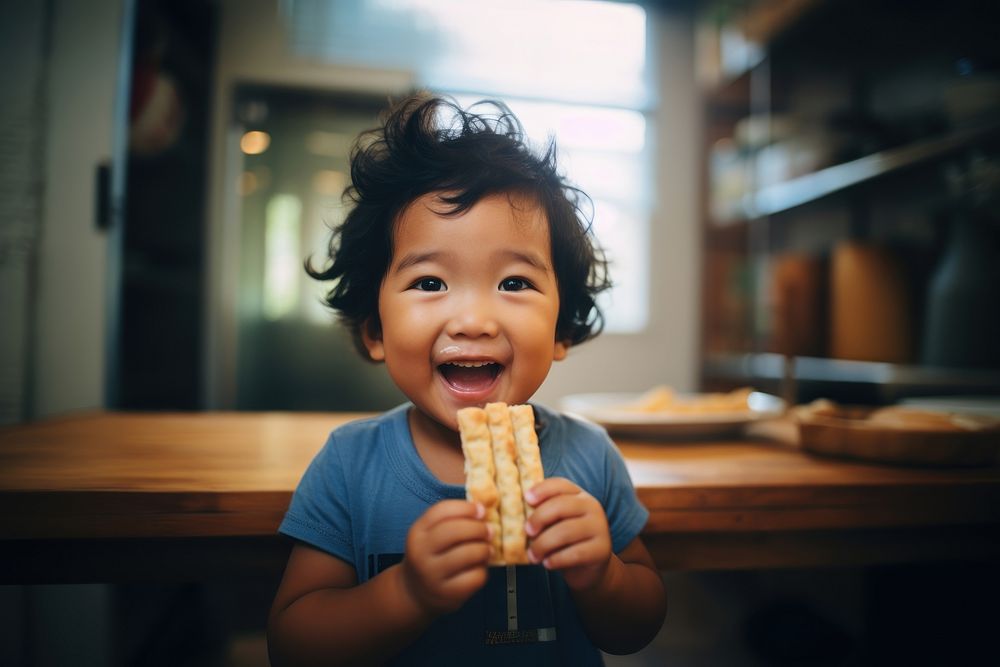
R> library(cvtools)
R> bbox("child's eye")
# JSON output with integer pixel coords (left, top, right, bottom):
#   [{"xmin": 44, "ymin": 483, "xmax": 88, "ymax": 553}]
[
  {"xmin": 411, "ymin": 277, "xmax": 446, "ymax": 292},
  {"xmin": 499, "ymin": 277, "xmax": 532, "ymax": 291}
]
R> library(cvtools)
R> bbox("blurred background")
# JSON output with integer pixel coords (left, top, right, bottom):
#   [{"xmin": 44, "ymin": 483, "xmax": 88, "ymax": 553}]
[
  {"xmin": 2, "ymin": 0, "xmax": 999, "ymax": 664},
  {"xmin": 2, "ymin": 0, "xmax": 696, "ymax": 424}
]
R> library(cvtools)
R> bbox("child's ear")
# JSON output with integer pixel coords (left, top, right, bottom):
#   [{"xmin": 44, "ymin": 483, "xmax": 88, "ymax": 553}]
[
  {"xmin": 553, "ymin": 340, "xmax": 568, "ymax": 361},
  {"xmin": 361, "ymin": 319, "xmax": 385, "ymax": 362}
]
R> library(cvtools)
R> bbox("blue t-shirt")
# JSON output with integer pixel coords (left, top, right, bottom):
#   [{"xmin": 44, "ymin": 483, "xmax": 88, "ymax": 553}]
[{"xmin": 279, "ymin": 402, "xmax": 649, "ymax": 666}]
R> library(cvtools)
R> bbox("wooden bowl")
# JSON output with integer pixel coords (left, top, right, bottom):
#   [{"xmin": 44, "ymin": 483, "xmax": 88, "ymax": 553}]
[{"xmin": 796, "ymin": 403, "xmax": 1000, "ymax": 467}]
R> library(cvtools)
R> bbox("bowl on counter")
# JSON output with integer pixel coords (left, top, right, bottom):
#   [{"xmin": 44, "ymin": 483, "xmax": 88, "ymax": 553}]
[{"xmin": 794, "ymin": 400, "xmax": 1000, "ymax": 467}]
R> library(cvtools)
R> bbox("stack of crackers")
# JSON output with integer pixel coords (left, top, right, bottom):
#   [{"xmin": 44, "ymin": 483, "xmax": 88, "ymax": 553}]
[{"xmin": 458, "ymin": 403, "xmax": 543, "ymax": 565}]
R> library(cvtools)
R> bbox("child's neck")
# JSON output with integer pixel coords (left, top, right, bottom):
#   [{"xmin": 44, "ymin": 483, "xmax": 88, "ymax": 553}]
[{"xmin": 406, "ymin": 407, "xmax": 466, "ymax": 485}]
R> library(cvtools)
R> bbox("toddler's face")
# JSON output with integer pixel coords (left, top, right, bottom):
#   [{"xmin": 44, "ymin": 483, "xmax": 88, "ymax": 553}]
[{"xmin": 364, "ymin": 192, "xmax": 567, "ymax": 433}]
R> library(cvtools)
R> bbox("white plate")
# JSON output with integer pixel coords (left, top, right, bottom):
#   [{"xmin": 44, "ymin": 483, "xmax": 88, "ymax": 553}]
[{"xmin": 560, "ymin": 391, "xmax": 785, "ymax": 439}]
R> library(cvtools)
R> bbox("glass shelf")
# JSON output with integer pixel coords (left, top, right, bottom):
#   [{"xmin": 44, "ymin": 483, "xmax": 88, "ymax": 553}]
[{"xmin": 743, "ymin": 122, "xmax": 1000, "ymax": 218}]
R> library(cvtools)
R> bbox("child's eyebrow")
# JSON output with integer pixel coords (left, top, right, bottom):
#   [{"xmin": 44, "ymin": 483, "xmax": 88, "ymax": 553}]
[
  {"xmin": 392, "ymin": 251, "xmax": 447, "ymax": 273},
  {"xmin": 498, "ymin": 249, "xmax": 552, "ymax": 273},
  {"xmin": 392, "ymin": 250, "xmax": 551, "ymax": 273}
]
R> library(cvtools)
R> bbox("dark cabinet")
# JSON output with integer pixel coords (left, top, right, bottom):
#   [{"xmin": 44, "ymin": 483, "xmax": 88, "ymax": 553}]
[{"xmin": 696, "ymin": 0, "xmax": 1000, "ymax": 403}]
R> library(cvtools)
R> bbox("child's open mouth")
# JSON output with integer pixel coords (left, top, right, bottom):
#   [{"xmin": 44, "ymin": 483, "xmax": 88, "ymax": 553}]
[{"xmin": 438, "ymin": 361, "xmax": 502, "ymax": 393}]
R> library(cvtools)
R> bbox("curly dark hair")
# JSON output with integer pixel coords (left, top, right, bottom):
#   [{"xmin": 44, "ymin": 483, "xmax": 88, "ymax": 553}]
[{"xmin": 306, "ymin": 93, "xmax": 611, "ymax": 359}]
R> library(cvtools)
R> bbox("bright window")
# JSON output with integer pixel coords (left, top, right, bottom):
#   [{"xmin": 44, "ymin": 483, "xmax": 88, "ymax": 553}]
[
  {"xmin": 263, "ymin": 194, "xmax": 303, "ymax": 320},
  {"xmin": 453, "ymin": 96, "xmax": 650, "ymax": 332},
  {"xmin": 285, "ymin": 0, "xmax": 654, "ymax": 332}
]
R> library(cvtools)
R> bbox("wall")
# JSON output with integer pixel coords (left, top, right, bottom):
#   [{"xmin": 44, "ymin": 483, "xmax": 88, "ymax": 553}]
[
  {"xmin": 0, "ymin": 3, "xmax": 47, "ymax": 424},
  {"xmin": 1, "ymin": 0, "xmax": 126, "ymax": 658},
  {"xmin": 32, "ymin": 0, "xmax": 128, "ymax": 418},
  {"xmin": 203, "ymin": 0, "xmax": 414, "ymax": 408}
]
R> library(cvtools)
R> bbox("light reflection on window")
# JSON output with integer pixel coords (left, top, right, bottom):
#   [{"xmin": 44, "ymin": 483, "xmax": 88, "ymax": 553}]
[
  {"xmin": 263, "ymin": 194, "xmax": 303, "ymax": 320},
  {"xmin": 286, "ymin": 0, "xmax": 650, "ymax": 107},
  {"xmin": 456, "ymin": 95, "xmax": 650, "ymax": 332},
  {"xmin": 240, "ymin": 130, "xmax": 271, "ymax": 155},
  {"xmin": 305, "ymin": 198, "xmax": 348, "ymax": 325},
  {"xmin": 405, "ymin": 0, "xmax": 647, "ymax": 106},
  {"xmin": 312, "ymin": 169, "xmax": 347, "ymax": 196},
  {"xmin": 305, "ymin": 130, "xmax": 354, "ymax": 158}
]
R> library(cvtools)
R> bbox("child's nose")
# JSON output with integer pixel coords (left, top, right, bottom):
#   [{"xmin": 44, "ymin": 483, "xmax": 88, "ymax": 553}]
[{"xmin": 445, "ymin": 298, "xmax": 500, "ymax": 338}]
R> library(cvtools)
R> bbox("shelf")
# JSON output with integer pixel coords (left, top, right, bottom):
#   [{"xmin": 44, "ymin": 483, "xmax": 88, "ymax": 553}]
[
  {"xmin": 743, "ymin": 122, "xmax": 1000, "ymax": 218},
  {"xmin": 698, "ymin": 2, "xmax": 1000, "ymax": 409},
  {"xmin": 704, "ymin": 353, "xmax": 1000, "ymax": 402},
  {"xmin": 700, "ymin": 0, "xmax": 824, "ymax": 99},
  {"xmin": 739, "ymin": 0, "xmax": 824, "ymax": 46}
]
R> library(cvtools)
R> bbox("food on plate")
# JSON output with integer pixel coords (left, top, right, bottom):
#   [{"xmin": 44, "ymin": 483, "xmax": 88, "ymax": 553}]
[
  {"xmin": 625, "ymin": 385, "xmax": 676, "ymax": 412},
  {"xmin": 789, "ymin": 398, "xmax": 840, "ymax": 421},
  {"xmin": 458, "ymin": 402, "xmax": 543, "ymax": 565},
  {"xmin": 868, "ymin": 406, "xmax": 965, "ymax": 431},
  {"xmin": 793, "ymin": 399, "xmax": 1000, "ymax": 432},
  {"xmin": 621, "ymin": 385, "xmax": 754, "ymax": 414},
  {"xmin": 794, "ymin": 398, "xmax": 1000, "ymax": 466},
  {"xmin": 869, "ymin": 405, "xmax": 999, "ymax": 431}
]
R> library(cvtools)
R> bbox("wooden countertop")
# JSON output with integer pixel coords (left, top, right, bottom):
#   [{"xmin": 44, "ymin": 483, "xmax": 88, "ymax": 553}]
[{"xmin": 2, "ymin": 411, "xmax": 999, "ymax": 582}]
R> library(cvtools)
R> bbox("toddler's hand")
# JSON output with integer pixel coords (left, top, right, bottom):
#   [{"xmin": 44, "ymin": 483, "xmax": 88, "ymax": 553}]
[
  {"xmin": 400, "ymin": 500, "xmax": 492, "ymax": 616},
  {"xmin": 524, "ymin": 477, "xmax": 612, "ymax": 592}
]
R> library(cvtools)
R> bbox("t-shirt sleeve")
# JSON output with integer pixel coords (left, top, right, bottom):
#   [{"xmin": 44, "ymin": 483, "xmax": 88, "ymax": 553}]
[
  {"xmin": 278, "ymin": 433, "xmax": 355, "ymax": 566},
  {"xmin": 601, "ymin": 440, "xmax": 650, "ymax": 554}
]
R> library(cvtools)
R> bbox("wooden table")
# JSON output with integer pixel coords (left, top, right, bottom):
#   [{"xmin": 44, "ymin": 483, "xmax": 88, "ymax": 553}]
[{"xmin": 2, "ymin": 411, "xmax": 999, "ymax": 584}]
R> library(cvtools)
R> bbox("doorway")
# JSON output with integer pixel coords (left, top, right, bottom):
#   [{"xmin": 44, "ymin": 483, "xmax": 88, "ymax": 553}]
[{"xmin": 228, "ymin": 86, "xmax": 404, "ymax": 411}]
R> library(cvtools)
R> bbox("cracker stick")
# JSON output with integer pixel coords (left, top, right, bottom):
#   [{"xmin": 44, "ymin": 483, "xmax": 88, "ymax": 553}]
[
  {"xmin": 509, "ymin": 404, "xmax": 543, "ymax": 519},
  {"xmin": 457, "ymin": 407, "xmax": 502, "ymax": 563},
  {"xmin": 485, "ymin": 402, "xmax": 528, "ymax": 564}
]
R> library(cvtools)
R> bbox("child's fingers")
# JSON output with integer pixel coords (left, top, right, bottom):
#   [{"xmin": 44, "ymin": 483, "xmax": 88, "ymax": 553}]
[
  {"xmin": 434, "ymin": 539, "xmax": 492, "ymax": 574},
  {"xmin": 401, "ymin": 540, "xmax": 491, "ymax": 614},
  {"xmin": 533, "ymin": 535, "xmax": 606, "ymax": 572},
  {"xmin": 437, "ymin": 564, "xmax": 490, "ymax": 601},
  {"xmin": 419, "ymin": 499, "xmax": 483, "ymax": 530},
  {"xmin": 408, "ymin": 502, "xmax": 491, "ymax": 569},
  {"xmin": 423, "ymin": 518, "xmax": 493, "ymax": 556},
  {"xmin": 526, "ymin": 515, "xmax": 593, "ymax": 563},
  {"xmin": 524, "ymin": 487, "xmax": 597, "ymax": 538},
  {"xmin": 523, "ymin": 476, "xmax": 580, "ymax": 507}
]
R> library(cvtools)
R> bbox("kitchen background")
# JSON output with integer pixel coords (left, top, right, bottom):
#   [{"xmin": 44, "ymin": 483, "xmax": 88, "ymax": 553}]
[{"xmin": 2, "ymin": 0, "xmax": 998, "ymax": 664}]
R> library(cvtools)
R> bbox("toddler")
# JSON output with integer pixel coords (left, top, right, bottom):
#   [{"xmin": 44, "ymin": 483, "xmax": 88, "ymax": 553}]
[{"xmin": 268, "ymin": 94, "xmax": 667, "ymax": 666}]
